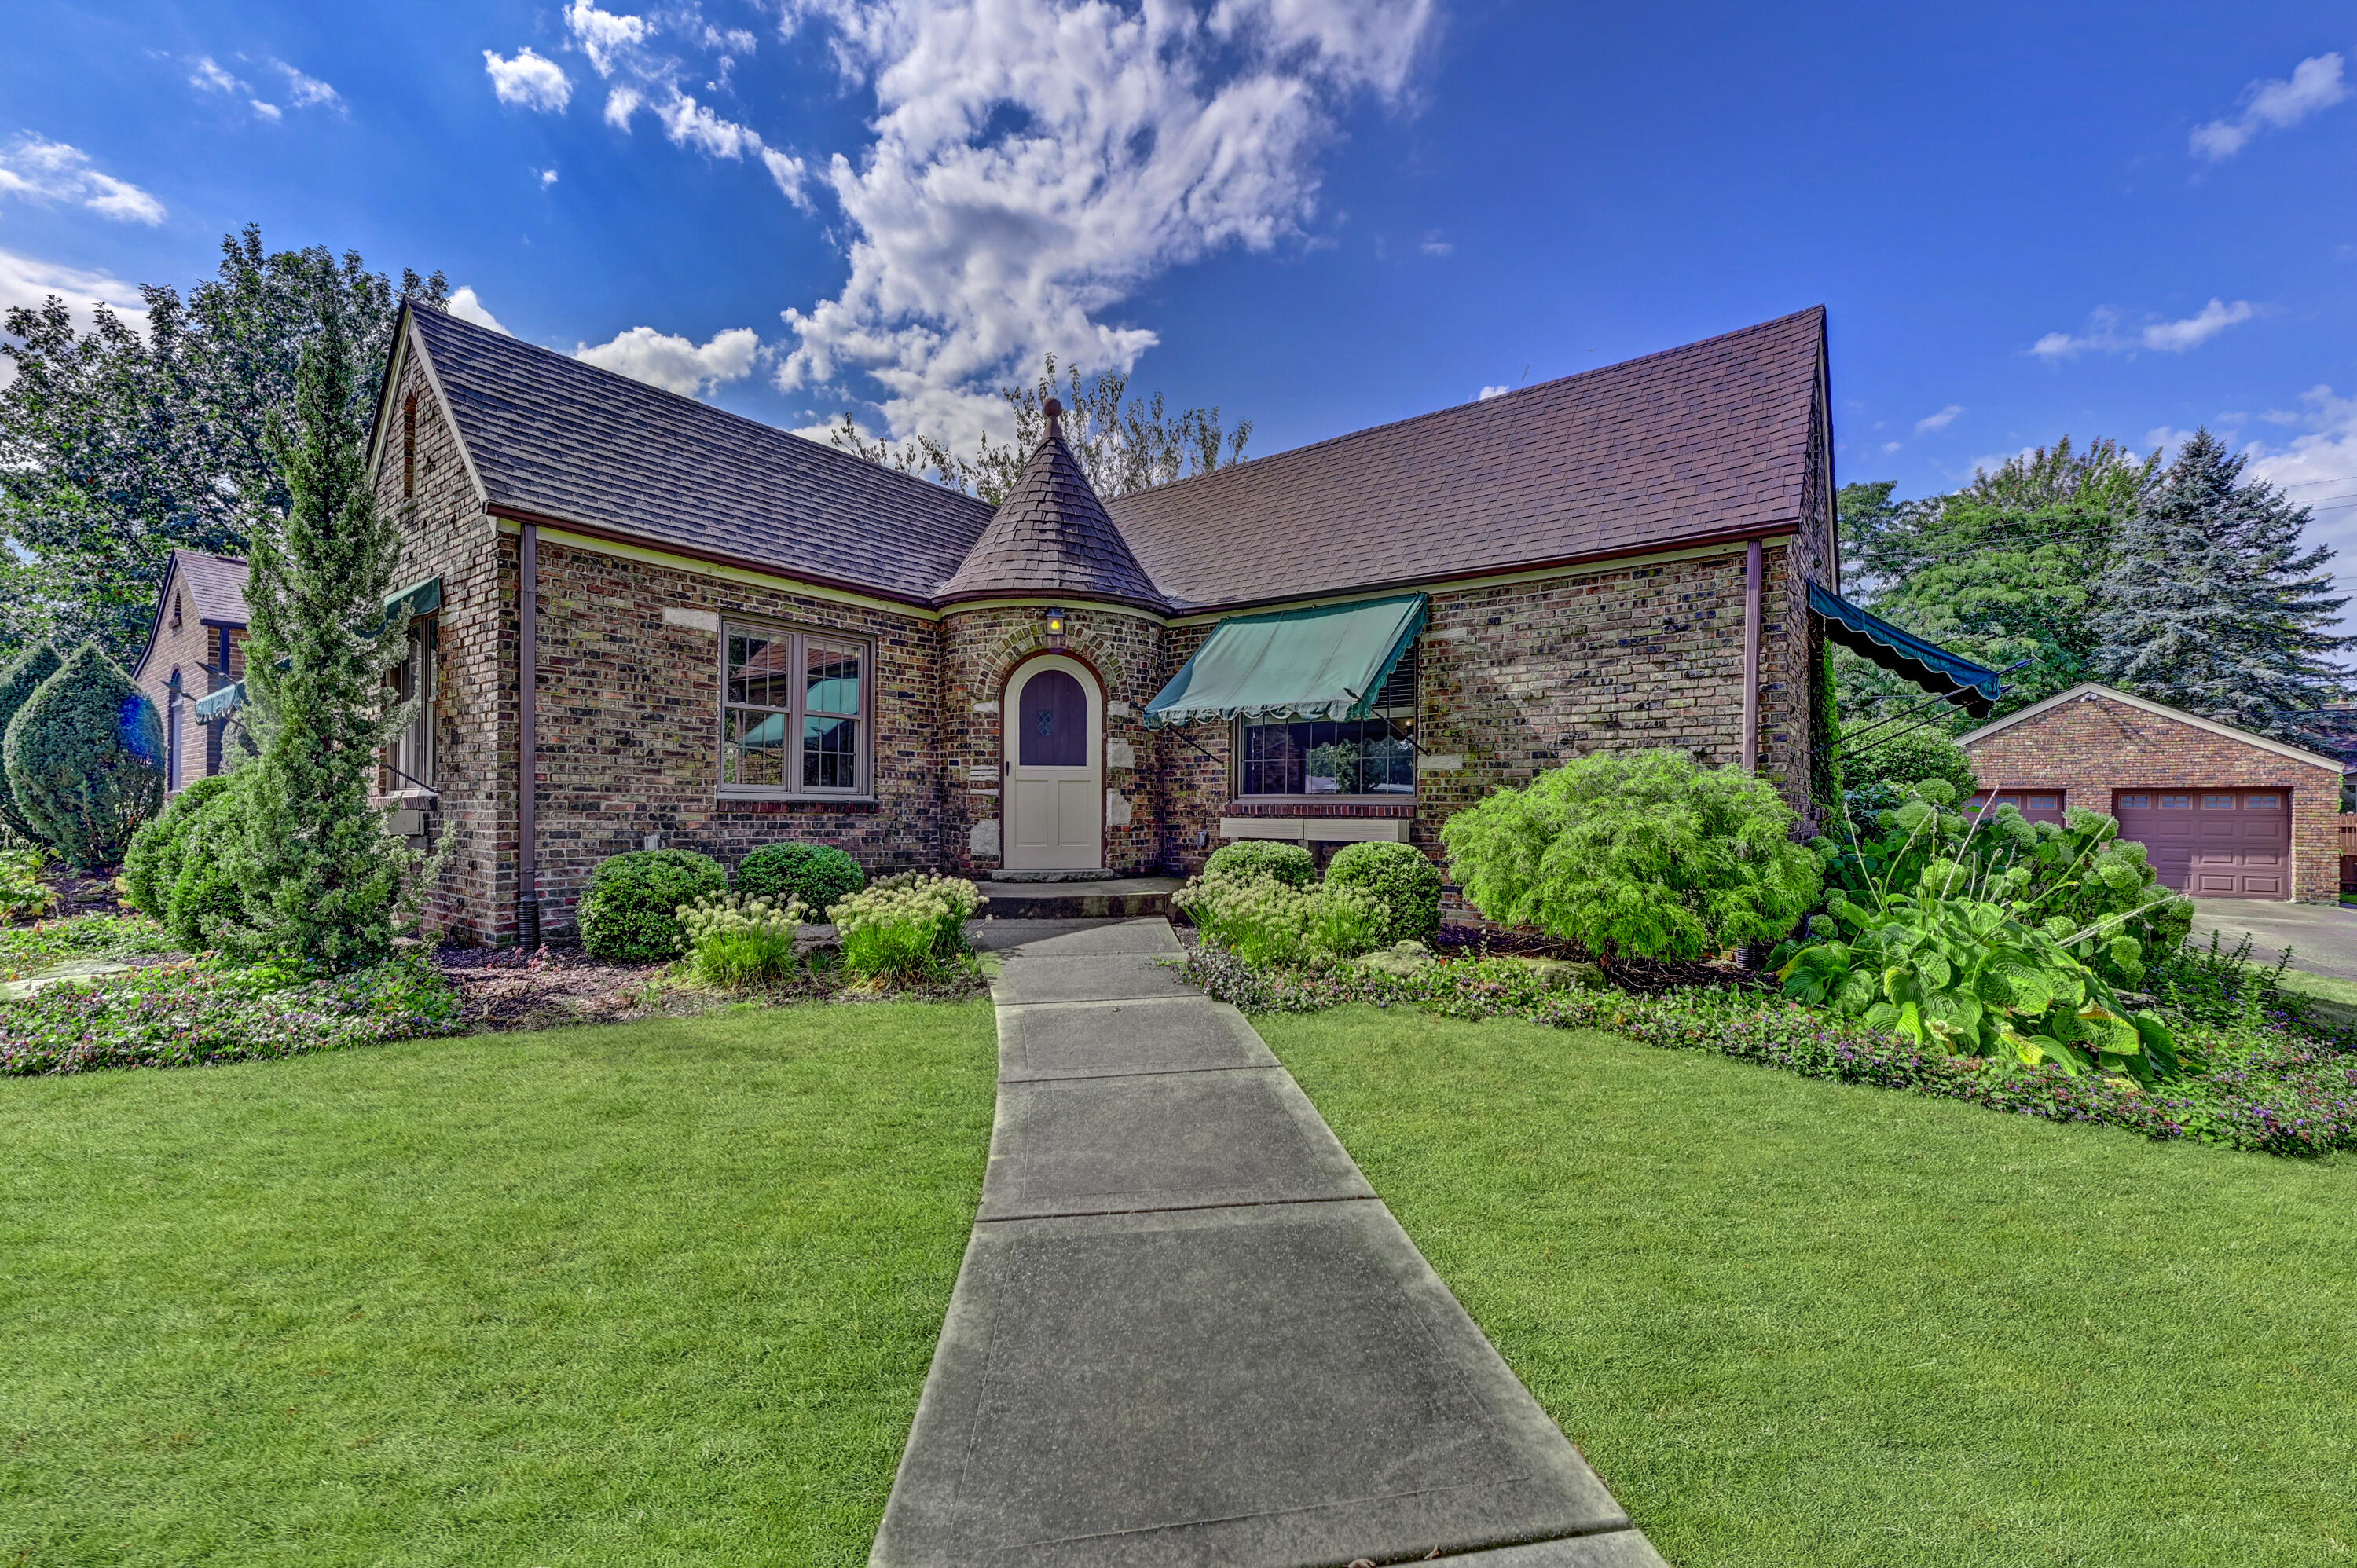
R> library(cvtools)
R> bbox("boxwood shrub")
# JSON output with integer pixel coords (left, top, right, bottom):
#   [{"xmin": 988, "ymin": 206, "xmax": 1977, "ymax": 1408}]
[
  {"xmin": 123, "ymin": 774, "xmax": 233, "ymax": 921},
  {"xmin": 734, "ymin": 841, "xmax": 865, "ymax": 919},
  {"xmin": 0, "ymin": 640, "xmax": 62, "ymax": 846},
  {"xmin": 578, "ymin": 848, "xmax": 726, "ymax": 961},
  {"xmin": 1325, "ymin": 840, "xmax": 1443, "ymax": 945},
  {"xmin": 2, "ymin": 643, "xmax": 163, "ymax": 870},
  {"xmin": 1203, "ymin": 841, "xmax": 1315, "ymax": 888}
]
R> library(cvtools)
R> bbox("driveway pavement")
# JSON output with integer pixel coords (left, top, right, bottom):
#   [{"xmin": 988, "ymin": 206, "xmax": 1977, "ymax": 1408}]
[
  {"xmin": 871, "ymin": 917, "xmax": 1666, "ymax": 1568},
  {"xmin": 2189, "ymin": 899, "xmax": 2357, "ymax": 983}
]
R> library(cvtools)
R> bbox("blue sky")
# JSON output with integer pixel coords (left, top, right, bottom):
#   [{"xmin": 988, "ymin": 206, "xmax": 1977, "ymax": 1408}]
[{"xmin": 6, "ymin": 0, "xmax": 2356, "ymax": 586}]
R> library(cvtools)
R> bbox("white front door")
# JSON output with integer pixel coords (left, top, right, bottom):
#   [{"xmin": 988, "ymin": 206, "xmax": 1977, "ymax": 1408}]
[{"xmin": 1003, "ymin": 656, "xmax": 1102, "ymax": 870}]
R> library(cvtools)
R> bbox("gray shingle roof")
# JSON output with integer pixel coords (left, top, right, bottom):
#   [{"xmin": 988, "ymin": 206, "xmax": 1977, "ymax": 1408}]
[
  {"xmin": 1104, "ymin": 306, "xmax": 1827, "ymax": 610},
  {"xmin": 937, "ymin": 428, "xmax": 1161, "ymax": 606},
  {"xmin": 172, "ymin": 550, "xmax": 250, "ymax": 624},
  {"xmin": 405, "ymin": 306, "xmax": 993, "ymax": 600}
]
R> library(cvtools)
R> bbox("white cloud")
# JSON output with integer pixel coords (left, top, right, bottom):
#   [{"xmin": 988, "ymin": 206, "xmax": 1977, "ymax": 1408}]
[
  {"xmin": 1420, "ymin": 231, "xmax": 1452, "ymax": 256},
  {"xmin": 272, "ymin": 60, "xmax": 343, "ymax": 110},
  {"xmin": 574, "ymin": 324, "xmax": 760, "ymax": 397},
  {"xmin": 1914, "ymin": 403, "xmax": 1963, "ymax": 434},
  {"xmin": 541, "ymin": 167, "xmax": 559, "ymax": 185},
  {"xmin": 186, "ymin": 54, "xmax": 297, "ymax": 121},
  {"xmin": 772, "ymin": 0, "xmax": 1436, "ymax": 446},
  {"xmin": 485, "ymin": 47, "xmax": 573, "ymax": 112},
  {"xmin": 249, "ymin": 99, "xmax": 284, "ymax": 122},
  {"xmin": 2029, "ymin": 299, "xmax": 2256, "ymax": 359},
  {"xmin": 0, "ymin": 134, "xmax": 166, "ymax": 224},
  {"xmin": 0, "ymin": 247, "xmax": 148, "ymax": 387},
  {"xmin": 1881, "ymin": 440, "xmax": 1903, "ymax": 454},
  {"xmin": 1476, "ymin": 384, "xmax": 1509, "ymax": 401},
  {"xmin": 2190, "ymin": 52, "xmax": 2348, "ymax": 160},
  {"xmin": 2239, "ymin": 387, "xmax": 2357, "ymax": 635},
  {"xmin": 540, "ymin": 0, "xmax": 805, "ymax": 203},
  {"xmin": 445, "ymin": 287, "xmax": 509, "ymax": 334}
]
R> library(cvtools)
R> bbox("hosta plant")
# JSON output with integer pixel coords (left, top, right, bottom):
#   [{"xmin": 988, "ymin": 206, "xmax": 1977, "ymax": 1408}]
[
  {"xmin": 832, "ymin": 874, "xmax": 979, "ymax": 980},
  {"xmin": 677, "ymin": 892, "xmax": 806, "ymax": 989},
  {"xmin": 1775, "ymin": 884, "xmax": 2186, "ymax": 1088}
]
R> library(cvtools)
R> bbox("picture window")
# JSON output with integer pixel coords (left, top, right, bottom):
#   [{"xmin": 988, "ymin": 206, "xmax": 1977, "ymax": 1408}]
[
  {"xmin": 720, "ymin": 622, "xmax": 869, "ymax": 797},
  {"xmin": 1234, "ymin": 645, "xmax": 1417, "ymax": 799}
]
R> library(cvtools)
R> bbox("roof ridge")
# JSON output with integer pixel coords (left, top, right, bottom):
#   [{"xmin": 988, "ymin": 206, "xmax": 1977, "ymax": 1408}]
[
  {"xmin": 408, "ymin": 303, "xmax": 995, "ymax": 520},
  {"xmin": 1105, "ymin": 306, "xmax": 1827, "ymax": 512}
]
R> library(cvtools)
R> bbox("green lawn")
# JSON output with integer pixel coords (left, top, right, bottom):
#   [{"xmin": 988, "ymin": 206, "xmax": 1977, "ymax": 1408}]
[
  {"xmin": 1259, "ymin": 1006, "xmax": 2357, "ymax": 1568},
  {"xmin": 0, "ymin": 1001, "xmax": 996, "ymax": 1567}
]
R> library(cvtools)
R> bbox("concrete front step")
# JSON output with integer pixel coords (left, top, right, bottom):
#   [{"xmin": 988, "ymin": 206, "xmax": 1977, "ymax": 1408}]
[{"xmin": 978, "ymin": 877, "xmax": 1182, "ymax": 921}]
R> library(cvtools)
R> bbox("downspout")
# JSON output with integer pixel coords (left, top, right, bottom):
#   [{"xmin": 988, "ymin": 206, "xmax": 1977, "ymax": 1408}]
[
  {"xmin": 1741, "ymin": 537, "xmax": 1762, "ymax": 772},
  {"xmin": 518, "ymin": 523, "xmax": 541, "ymax": 950}
]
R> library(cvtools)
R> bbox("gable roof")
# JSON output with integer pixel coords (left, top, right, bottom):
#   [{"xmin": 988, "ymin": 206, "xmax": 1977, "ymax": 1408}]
[
  {"xmin": 1956, "ymin": 682, "xmax": 2351, "ymax": 774},
  {"xmin": 937, "ymin": 426, "xmax": 1161, "ymax": 606},
  {"xmin": 383, "ymin": 302, "xmax": 1828, "ymax": 614},
  {"xmin": 1105, "ymin": 306, "xmax": 1828, "ymax": 610},
  {"xmin": 130, "ymin": 550, "xmax": 248, "ymax": 683},
  {"xmin": 397, "ymin": 304, "xmax": 995, "ymax": 603}
]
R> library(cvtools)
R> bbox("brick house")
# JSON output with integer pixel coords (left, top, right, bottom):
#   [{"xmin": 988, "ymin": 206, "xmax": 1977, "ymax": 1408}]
[
  {"xmin": 128, "ymin": 550, "xmax": 251, "ymax": 795},
  {"xmin": 1956, "ymin": 682, "xmax": 2349, "ymax": 903},
  {"xmin": 195, "ymin": 300, "xmax": 1999, "ymax": 946}
]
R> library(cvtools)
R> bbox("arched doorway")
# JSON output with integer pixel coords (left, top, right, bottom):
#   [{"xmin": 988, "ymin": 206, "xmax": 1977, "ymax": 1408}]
[{"xmin": 1003, "ymin": 654, "xmax": 1103, "ymax": 870}]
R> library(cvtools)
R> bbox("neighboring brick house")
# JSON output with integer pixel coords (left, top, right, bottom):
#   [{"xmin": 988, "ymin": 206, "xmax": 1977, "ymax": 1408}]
[
  {"xmin": 128, "ymin": 550, "xmax": 250, "ymax": 795},
  {"xmin": 215, "ymin": 299, "xmax": 1983, "ymax": 946},
  {"xmin": 1956, "ymin": 683, "xmax": 2349, "ymax": 903}
]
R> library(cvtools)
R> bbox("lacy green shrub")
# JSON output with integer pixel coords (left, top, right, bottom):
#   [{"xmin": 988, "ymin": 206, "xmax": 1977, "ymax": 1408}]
[
  {"xmin": 733, "ymin": 841, "xmax": 864, "ymax": 918},
  {"xmin": 578, "ymin": 849, "xmax": 726, "ymax": 962},
  {"xmin": 1173, "ymin": 866, "xmax": 1383, "ymax": 969},
  {"xmin": 678, "ymin": 892, "xmax": 806, "ymax": 988},
  {"xmin": 1324, "ymin": 840, "xmax": 1443, "ymax": 946},
  {"xmin": 122, "ymin": 774, "xmax": 233, "ymax": 920},
  {"xmin": 0, "ymin": 846, "xmax": 54, "ymax": 925},
  {"xmin": 2, "ymin": 644, "xmax": 164, "ymax": 871},
  {"xmin": 832, "ymin": 874, "xmax": 980, "ymax": 980},
  {"xmin": 0, "ymin": 640, "xmax": 62, "ymax": 845},
  {"xmin": 1441, "ymin": 748, "xmax": 1822, "ymax": 962},
  {"xmin": 1203, "ymin": 840, "xmax": 1315, "ymax": 888}
]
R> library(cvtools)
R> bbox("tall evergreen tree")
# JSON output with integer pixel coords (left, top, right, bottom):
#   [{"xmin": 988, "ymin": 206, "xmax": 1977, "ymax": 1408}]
[
  {"xmin": 217, "ymin": 302, "xmax": 418, "ymax": 969},
  {"xmin": 2095, "ymin": 430, "xmax": 2352, "ymax": 745}
]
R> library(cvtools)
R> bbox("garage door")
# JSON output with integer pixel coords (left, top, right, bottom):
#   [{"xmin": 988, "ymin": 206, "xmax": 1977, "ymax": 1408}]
[
  {"xmin": 1967, "ymin": 789, "xmax": 2067, "ymax": 826},
  {"xmin": 2112, "ymin": 789, "xmax": 2289, "ymax": 898}
]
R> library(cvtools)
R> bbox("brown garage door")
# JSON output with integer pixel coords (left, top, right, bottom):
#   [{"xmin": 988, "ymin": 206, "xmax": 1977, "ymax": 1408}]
[{"xmin": 2113, "ymin": 789, "xmax": 2289, "ymax": 898}]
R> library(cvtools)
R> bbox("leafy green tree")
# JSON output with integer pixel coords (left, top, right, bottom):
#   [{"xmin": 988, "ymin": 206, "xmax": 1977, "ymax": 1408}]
[
  {"xmin": 1835, "ymin": 440, "xmax": 2156, "ymax": 727},
  {"xmin": 830, "ymin": 352, "xmax": 1252, "ymax": 503},
  {"xmin": 1837, "ymin": 726, "xmax": 1978, "ymax": 801},
  {"xmin": 2095, "ymin": 430, "xmax": 2352, "ymax": 745},
  {"xmin": 1, "ymin": 643, "xmax": 164, "ymax": 870},
  {"xmin": 0, "ymin": 226, "xmax": 445, "ymax": 658},
  {"xmin": 215, "ymin": 302, "xmax": 419, "ymax": 969},
  {"xmin": 0, "ymin": 640, "xmax": 63, "ymax": 844},
  {"xmin": 1441, "ymin": 749, "xmax": 1821, "ymax": 962}
]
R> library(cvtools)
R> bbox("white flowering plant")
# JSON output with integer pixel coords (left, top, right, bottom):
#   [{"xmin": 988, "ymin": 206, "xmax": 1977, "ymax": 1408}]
[
  {"xmin": 831, "ymin": 874, "xmax": 981, "ymax": 980},
  {"xmin": 676, "ymin": 891, "xmax": 807, "ymax": 989},
  {"xmin": 1172, "ymin": 865, "xmax": 1383, "ymax": 970}
]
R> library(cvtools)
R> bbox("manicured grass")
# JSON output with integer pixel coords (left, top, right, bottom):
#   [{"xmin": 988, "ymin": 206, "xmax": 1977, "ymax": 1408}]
[
  {"xmin": 1259, "ymin": 1006, "xmax": 2357, "ymax": 1567},
  {"xmin": 0, "ymin": 1001, "xmax": 997, "ymax": 1566}
]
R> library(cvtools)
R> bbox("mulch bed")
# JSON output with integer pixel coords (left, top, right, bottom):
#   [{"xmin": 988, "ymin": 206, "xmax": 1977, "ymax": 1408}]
[
  {"xmin": 431, "ymin": 942, "xmax": 990, "ymax": 1031},
  {"xmin": 1432, "ymin": 920, "xmax": 1758, "ymax": 995}
]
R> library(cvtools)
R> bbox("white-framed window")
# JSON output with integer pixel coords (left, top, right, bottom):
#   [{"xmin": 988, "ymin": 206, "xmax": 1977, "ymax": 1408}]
[
  {"xmin": 385, "ymin": 617, "xmax": 437, "ymax": 793},
  {"xmin": 720, "ymin": 621, "xmax": 871, "ymax": 798},
  {"xmin": 1233, "ymin": 645, "xmax": 1418, "ymax": 799}
]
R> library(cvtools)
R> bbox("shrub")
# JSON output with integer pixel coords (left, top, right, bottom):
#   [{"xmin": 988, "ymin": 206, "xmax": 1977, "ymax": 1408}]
[
  {"xmin": 123, "ymin": 774, "xmax": 233, "ymax": 921},
  {"xmin": 679, "ymin": 892, "xmax": 806, "ymax": 988},
  {"xmin": 154, "ymin": 771, "xmax": 257, "ymax": 953},
  {"xmin": 578, "ymin": 849, "xmax": 727, "ymax": 962},
  {"xmin": 1441, "ymin": 748, "xmax": 1822, "ymax": 962},
  {"xmin": 1173, "ymin": 866, "xmax": 1383, "ymax": 969},
  {"xmin": 832, "ymin": 874, "xmax": 980, "ymax": 980},
  {"xmin": 2, "ymin": 643, "xmax": 164, "ymax": 871},
  {"xmin": 0, "ymin": 846, "xmax": 55, "ymax": 925},
  {"xmin": 0, "ymin": 640, "xmax": 62, "ymax": 845},
  {"xmin": 1203, "ymin": 840, "xmax": 1315, "ymax": 888},
  {"xmin": 1325, "ymin": 840, "xmax": 1443, "ymax": 946},
  {"xmin": 1838, "ymin": 727, "xmax": 1977, "ymax": 801},
  {"xmin": 733, "ymin": 841, "xmax": 865, "ymax": 919}
]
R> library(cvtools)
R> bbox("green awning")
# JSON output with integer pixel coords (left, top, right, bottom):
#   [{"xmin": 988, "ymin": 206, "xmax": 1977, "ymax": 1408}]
[
  {"xmin": 1145, "ymin": 593, "xmax": 1428, "ymax": 727},
  {"xmin": 194, "ymin": 576, "xmax": 442, "ymax": 724},
  {"xmin": 1809, "ymin": 581, "xmax": 2002, "ymax": 716}
]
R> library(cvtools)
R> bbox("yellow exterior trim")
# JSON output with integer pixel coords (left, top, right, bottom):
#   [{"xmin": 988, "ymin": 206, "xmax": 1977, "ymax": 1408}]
[
  {"xmin": 493, "ymin": 518, "xmax": 941, "ymax": 621},
  {"xmin": 940, "ymin": 596, "xmax": 1169, "ymax": 626}
]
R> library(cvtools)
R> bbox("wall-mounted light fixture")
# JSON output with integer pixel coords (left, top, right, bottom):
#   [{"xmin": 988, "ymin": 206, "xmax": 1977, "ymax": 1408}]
[{"xmin": 1044, "ymin": 607, "xmax": 1069, "ymax": 650}]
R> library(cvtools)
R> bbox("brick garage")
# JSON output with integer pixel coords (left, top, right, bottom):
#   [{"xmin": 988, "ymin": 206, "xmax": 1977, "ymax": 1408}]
[{"xmin": 1956, "ymin": 683, "xmax": 2347, "ymax": 903}]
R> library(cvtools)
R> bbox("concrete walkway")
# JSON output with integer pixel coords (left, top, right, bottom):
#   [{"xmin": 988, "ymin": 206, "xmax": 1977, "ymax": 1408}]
[
  {"xmin": 2190, "ymin": 898, "xmax": 2357, "ymax": 984},
  {"xmin": 871, "ymin": 918, "xmax": 1666, "ymax": 1568}
]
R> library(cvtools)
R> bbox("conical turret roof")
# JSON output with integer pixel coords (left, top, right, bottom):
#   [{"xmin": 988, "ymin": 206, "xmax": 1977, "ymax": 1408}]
[{"xmin": 938, "ymin": 405, "xmax": 1162, "ymax": 606}]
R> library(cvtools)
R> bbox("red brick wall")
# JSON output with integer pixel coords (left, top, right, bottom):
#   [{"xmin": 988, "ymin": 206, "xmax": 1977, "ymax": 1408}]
[
  {"xmin": 1960, "ymin": 692, "xmax": 2343, "ymax": 902},
  {"xmin": 130, "ymin": 574, "xmax": 247, "ymax": 795}
]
